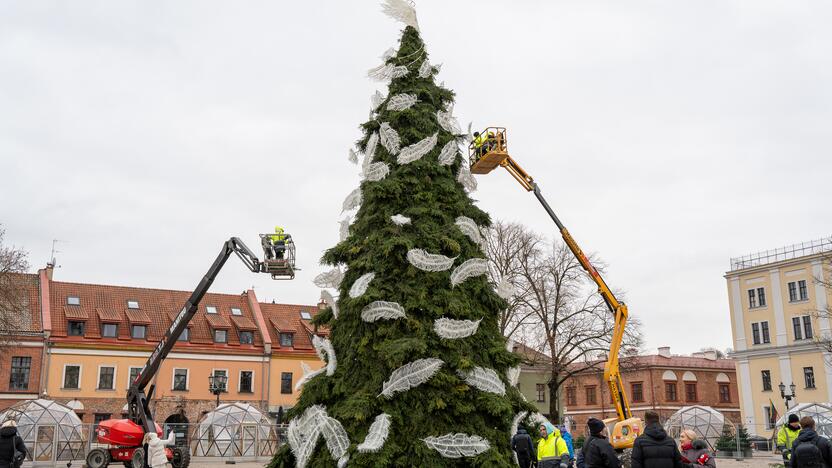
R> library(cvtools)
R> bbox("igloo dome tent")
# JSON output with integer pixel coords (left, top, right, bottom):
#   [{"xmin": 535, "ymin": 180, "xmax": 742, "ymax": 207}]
[
  {"xmin": 191, "ymin": 402, "xmax": 277, "ymax": 457},
  {"xmin": 774, "ymin": 403, "xmax": 832, "ymax": 437},
  {"xmin": 0, "ymin": 399, "xmax": 86, "ymax": 462},
  {"xmin": 663, "ymin": 405, "xmax": 729, "ymax": 448}
]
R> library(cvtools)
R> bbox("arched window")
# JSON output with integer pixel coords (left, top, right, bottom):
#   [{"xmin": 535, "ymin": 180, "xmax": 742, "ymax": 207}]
[{"xmin": 683, "ymin": 371, "xmax": 697, "ymax": 381}]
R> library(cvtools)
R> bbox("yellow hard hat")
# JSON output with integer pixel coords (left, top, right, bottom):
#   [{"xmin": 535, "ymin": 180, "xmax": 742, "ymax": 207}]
[{"xmin": 275, "ymin": 226, "xmax": 284, "ymax": 233}]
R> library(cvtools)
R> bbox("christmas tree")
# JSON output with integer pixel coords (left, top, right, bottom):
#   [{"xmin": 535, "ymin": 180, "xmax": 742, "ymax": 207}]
[{"xmin": 270, "ymin": 2, "xmax": 535, "ymax": 466}]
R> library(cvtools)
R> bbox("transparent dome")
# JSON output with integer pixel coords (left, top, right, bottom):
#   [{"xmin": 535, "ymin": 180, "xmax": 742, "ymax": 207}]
[
  {"xmin": 775, "ymin": 403, "xmax": 832, "ymax": 438},
  {"xmin": 664, "ymin": 405, "xmax": 731, "ymax": 448},
  {"xmin": 0, "ymin": 399, "xmax": 86, "ymax": 462},
  {"xmin": 191, "ymin": 402, "xmax": 277, "ymax": 457}
]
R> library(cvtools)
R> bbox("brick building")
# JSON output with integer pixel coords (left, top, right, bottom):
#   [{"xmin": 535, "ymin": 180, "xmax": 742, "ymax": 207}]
[
  {"xmin": 0, "ymin": 272, "xmax": 45, "ymax": 409},
  {"xmin": 517, "ymin": 345, "xmax": 740, "ymax": 434}
]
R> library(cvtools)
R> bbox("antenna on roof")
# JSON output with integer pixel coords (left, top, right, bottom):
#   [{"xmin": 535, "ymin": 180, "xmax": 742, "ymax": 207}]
[{"xmin": 49, "ymin": 239, "xmax": 66, "ymax": 268}]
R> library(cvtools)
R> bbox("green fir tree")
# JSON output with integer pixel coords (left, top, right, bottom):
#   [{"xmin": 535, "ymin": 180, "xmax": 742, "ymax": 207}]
[{"xmin": 270, "ymin": 4, "xmax": 535, "ymax": 467}]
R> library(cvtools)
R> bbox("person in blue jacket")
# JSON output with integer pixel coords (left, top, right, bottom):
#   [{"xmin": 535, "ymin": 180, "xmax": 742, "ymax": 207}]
[{"xmin": 560, "ymin": 424, "xmax": 575, "ymax": 460}]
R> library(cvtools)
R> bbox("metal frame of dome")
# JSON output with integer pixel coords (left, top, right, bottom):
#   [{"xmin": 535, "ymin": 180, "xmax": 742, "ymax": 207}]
[
  {"xmin": 191, "ymin": 402, "xmax": 277, "ymax": 457},
  {"xmin": 0, "ymin": 399, "xmax": 86, "ymax": 463},
  {"xmin": 774, "ymin": 402, "xmax": 832, "ymax": 438},
  {"xmin": 664, "ymin": 405, "xmax": 733, "ymax": 449}
]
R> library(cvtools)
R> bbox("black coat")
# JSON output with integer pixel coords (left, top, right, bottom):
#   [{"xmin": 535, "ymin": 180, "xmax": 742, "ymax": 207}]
[
  {"xmin": 631, "ymin": 424, "xmax": 684, "ymax": 468},
  {"xmin": 512, "ymin": 428, "xmax": 536, "ymax": 457},
  {"xmin": 0, "ymin": 427, "xmax": 26, "ymax": 468},
  {"xmin": 791, "ymin": 428, "xmax": 832, "ymax": 468},
  {"xmin": 583, "ymin": 434, "xmax": 621, "ymax": 468}
]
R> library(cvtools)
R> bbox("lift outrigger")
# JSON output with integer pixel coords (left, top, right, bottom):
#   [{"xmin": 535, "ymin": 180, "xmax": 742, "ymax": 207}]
[
  {"xmin": 87, "ymin": 234, "xmax": 296, "ymax": 468},
  {"xmin": 470, "ymin": 128, "xmax": 642, "ymax": 453}
]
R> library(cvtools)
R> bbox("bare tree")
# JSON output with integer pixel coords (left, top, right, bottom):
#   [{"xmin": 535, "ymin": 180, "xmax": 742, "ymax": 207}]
[
  {"xmin": 0, "ymin": 225, "xmax": 31, "ymax": 348},
  {"xmin": 482, "ymin": 221, "xmax": 541, "ymax": 341},
  {"xmin": 515, "ymin": 239, "xmax": 643, "ymax": 421}
]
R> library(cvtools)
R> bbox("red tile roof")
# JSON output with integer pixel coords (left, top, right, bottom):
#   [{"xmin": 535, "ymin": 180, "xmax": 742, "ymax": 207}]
[
  {"xmin": 125, "ymin": 309, "xmax": 151, "ymax": 324},
  {"xmin": 64, "ymin": 306, "xmax": 89, "ymax": 320},
  {"xmin": 96, "ymin": 308, "xmax": 121, "ymax": 322},
  {"xmin": 231, "ymin": 315, "xmax": 257, "ymax": 331},
  {"xmin": 260, "ymin": 303, "xmax": 323, "ymax": 352},
  {"xmin": 2, "ymin": 273, "xmax": 43, "ymax": 336},
  {"xmin": 205, "ymin": 314, "xmax": 231, "ymax": 329}
]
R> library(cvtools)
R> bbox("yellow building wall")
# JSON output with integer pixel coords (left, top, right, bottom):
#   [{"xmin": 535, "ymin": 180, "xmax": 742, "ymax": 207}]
[
  {"xmin": 268, "ymin": 354, "xmax": 324, "ymax": 408},
  {"xmin": 789, "ymin": 353, "xmax": 829, "ymax": 403},
  {"xmin": 745, "ymin": 356, "xmax": 781, "ymax": 428},
  {"xmin": 740, "ymin": 274, "xmax": 777, "ymax": 343}
]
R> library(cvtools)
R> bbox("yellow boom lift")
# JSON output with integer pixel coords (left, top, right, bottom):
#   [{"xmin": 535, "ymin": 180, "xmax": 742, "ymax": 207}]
[{"xmin": 470, "ymin": 128, "xmax": 642, "ymax": 452}]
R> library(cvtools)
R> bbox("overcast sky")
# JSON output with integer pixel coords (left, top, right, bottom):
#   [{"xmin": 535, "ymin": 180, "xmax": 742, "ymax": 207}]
[{"xmin": 1, "ymin": 1, "xmax": 830, "ymax": 356}]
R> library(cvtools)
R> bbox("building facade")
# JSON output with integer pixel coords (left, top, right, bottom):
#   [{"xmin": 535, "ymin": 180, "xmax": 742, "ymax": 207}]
[
  {"xmin": 726, "ymin": 237, "xmax": 832, "ymax": 436},
  {"xmin": 519, "ymin": 347, "xmax": 740, "ymax": 434},
  {"xmin": 0, "ymin": 272, "xmax": 45, "ymax": 409}
]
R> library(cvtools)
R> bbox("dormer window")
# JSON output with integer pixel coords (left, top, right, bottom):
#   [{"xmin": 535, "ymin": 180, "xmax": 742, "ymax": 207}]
[
  {"xmin": 206, "ymin": 306, "xmax": 217, "ymax": 314},
  {"xmin": 127, "ymin": 300, "xmax": 140, "ymax": 309},
  {"xmin": 279, "ymin": 333, "xmax": 294, "ymax": 347},
  {"xmin": 102, "ymin": 323, "xmax": 118, "ymax": 338},
  {"xmin": 67, "ymin": 296, "xmax": 80, "ymax": 306},
  {"xmin": 231, "ymin": 308, "xmax": 242, "ymax": 316},
  {"xmin": 214, "ymin": 329, "xmax": 228, "ymax": 343},
  {"xmin": 68, "ymin": 321, "xmax": 85, "ymax": 336},
  {"xmin": 300, "ymin": 310, "xmax": 312, "ymax": 320}
]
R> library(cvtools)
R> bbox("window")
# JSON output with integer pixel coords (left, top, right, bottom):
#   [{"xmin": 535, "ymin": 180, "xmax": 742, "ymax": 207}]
[
  {"xmin": 762, "ymin": 370, "xmax": 772, "ymax": 391},
  {"xmin": 585, "ymin": 386, "xmax": 597, "ymax": 405},
  {"xmin": 793, "ymin": 317, "xmax": 804, "ymax": 340},
  {"xmin": 129, "ymin": 367, "xmax": 142, "ymax": 386},
  {"xmin": 803, "ymin": 316, "xmax": 813, "ymax": 339},
  {"xmin": 240, "ymin": 371, "xmax": 254, "ymax": 393},
  {"xmin": 102, "ymin": 323, "xmax": 118, "ymax": 338},
  {"xmin": 685, "ymin": 383, "xmax": 697, "ymax": 402},
  {"xmin": 98, "ymin": 366, "xmax": 115, "ymax": 390},
  {"xmin": 64, "ymin": 365, "xmax": 81, "ymax": 389},
  {"xmin": 762, "ymin": 321, "xmax": 770, "ymax": 343},
  {"xmin": 764, "ymin": 406, "xmax": 775, "ymax": 430},
  {"xmin": 231, "ymin": 308, "xmax": 242, "ymax": 316},
  {"xmin": 665, "ymin": 382, "xmax": 677, "ymax": 401},
  {"xmin": 281, "ymin": 372, "xmax": 292, "ymax": 394},
  {"xmin": 131, "ymin": 325, "xmax": 147, "ymax": 339},
  {"xmin": 804, "ymin": 367, "xmax": 816, "ymax": 389},
  {"xmin": 67, "ymin": 296, "xmax": 80, "ymax": 306},
  {"xmin": 566, "ymin": 387, "xmax": 577, "ymax": 406},
  {"xmin": 173, "ymin": 369, "xmax": 188, "ymax": 391},
  {"xmin": 279, "ymin": 333, "xmax": 293, "ymax": 347},
  {"xmin": 177, "ymin": 328, "xmax": 189, "ymax": 342},
  {"xmin": 719, "ymin": 384, "xmax": 731, "ymax": 402},
  {"xmin": 631, "ymin": 382, "xmax": 644, "ymax": 402},
  {"xmin": 212, "ymin": 370, "xmax": 228, "ymax": 392},
  {"xmin": 239, "ymin": 331, "xmax": 254, "ymax": 345},
  {"xmin": 536, "ymin": 384, "xmax": 546, "ymax": 403},
  {"xmin": 206, "ymin": 306, "xmax": 217, "ymax": 314},
  {"xmin": 752, "ymin": 321, "xmax": 770, "ymax": 345},
  {"xmin": 789, "ymin": 282, "xmax": 798, "ymax": 302},
  {"xmin": 9, "ymin": 357, "xmax": 31, "ymax": 390},
  {"xmin": 758, "ymin": 287, "xmax": 766, "ymax": 307},
  {"xmin": 300, "ymin": 310, "xmax": 312, "ymax": 320},
  {"xmin": 68, "ymin": 321, "xmax": 85, "ymax": 336},
  {"xmin": 799, "ymin": 280, "xmax": 808, "ymax": 301},
  {"xmin": 748, "ymin": 288, "xmax": 766, "ymax": 308},
  {"xmin": 214, "ymin": 329, "xmax": 227, "ymax": 343},
  {"xmin": 748, "ymin": 289, "xmax": 757, "ymax": 308},
  {"xmin": 127, "ymin": 300, "xmax": 140, "ymax": 309}
]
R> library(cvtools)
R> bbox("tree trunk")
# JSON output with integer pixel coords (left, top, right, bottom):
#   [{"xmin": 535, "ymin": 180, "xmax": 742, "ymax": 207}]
[{"xmin": 548, "ymin": 374, "xmax": 560, "ymax": 423}]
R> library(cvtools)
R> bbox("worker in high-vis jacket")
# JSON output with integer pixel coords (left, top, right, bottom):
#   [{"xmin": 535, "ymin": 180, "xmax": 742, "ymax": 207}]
[
  {"xmin": 537, "ymin": 422, "xmax": 571, "ymax": 468},
  {"xmin": 270, "ymin": 226, "xmax": 290, "ymax": 259},
  {"xmin": 473, "ymin": 131, "xmax": 486, "ymax": 158},
  {"xmin": 778, "ymin": 414, "xmax": 802, "ymax": 466}
]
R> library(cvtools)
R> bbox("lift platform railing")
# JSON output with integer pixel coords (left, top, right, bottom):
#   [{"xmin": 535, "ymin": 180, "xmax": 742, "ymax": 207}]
[{"xmin": 468, "ymin": 127, "xmax": 508, "ymax": 166}]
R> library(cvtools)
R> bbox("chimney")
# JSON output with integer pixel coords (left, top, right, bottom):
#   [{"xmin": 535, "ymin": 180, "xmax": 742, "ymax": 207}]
[
  {"xmin": 692, "ymin": 352, "xmax": 705, "ymax": 358},
  {"xmin": 657, "ymin": 346, "xmax": 671, "ymax": 358},
  {"xmin": 45, "ymin": 263, "xmax": 54, "ymax": 280},
  {"xmin": 704, "ymin": 350, "xmax": 718, "ymax": 361}
]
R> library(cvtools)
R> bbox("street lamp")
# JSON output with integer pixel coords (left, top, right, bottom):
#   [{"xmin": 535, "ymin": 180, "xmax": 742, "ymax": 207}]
[
  {"xmin": 208, "ymin": 374, "xmax": 228, "ymax": 408},
  {"xmin": 779, "ymin": 381, "xmax": 797, "ymax": 409}
]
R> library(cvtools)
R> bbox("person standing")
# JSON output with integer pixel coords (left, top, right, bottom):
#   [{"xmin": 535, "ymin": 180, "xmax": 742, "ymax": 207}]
[
  {"xmin": 779, "ymin": 414, "xmax": 803, "ymax": 467},
  {"xmin": 560, "ymin": 424, "xmax": 575, "ymax": 460},
  {"xmin": 512, "ymin": 427, "xmax": 536, "ymax": 468},
  {"xmin": 0, "ymin": 421, "xmax": 26, "ymax": 468},
  {"xmin": 678, "ymin": 430, "xmax": 714, "ymax": 468},
  {"xmin": 631, "ymin": 411, "xmax": 684, "ymax": 468},
  {"xmin": 790, "ymin": 416, "xmax": 832, "ymax": 468},
  {"xmin": 143, "ymin": 431, "xmax": 176, "ymax": 468},
  {"xmin": 538, "ymin": 422, "xmax": 571, "ymax": 468},
  {"xmin": 582, "ymin": 418, "xmax": 621, "ymax": 468}
]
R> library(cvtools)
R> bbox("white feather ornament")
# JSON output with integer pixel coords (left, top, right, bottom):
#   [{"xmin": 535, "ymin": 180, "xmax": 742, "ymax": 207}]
[
  {"xmin": 434, "ymin": 317, "xmax": 481, "ymax": 339},
  {"xmin": 381, "ymin": 0, "xmax": 419, "ymax": 30},
  {"xmin": 397, "ymin": 132, "xmax": 437, "ymax": 164},
  {"xmin": 391, "ymin": 214, "xmax": 411, "ymax": 225},
  {"xmin": 313, "ymin": 335, "xmax": 337, "ymax": 376},
  {"xmin": 368, "ymin": 63, "xmax": 409, "ymax": 81},
  {"xmin": 458, "ymin": 366, "xmax": 506, "ymax": 395},
  {"xmin": 357, "ymin": 413, "xmax": 392, "ymax": 453},
  {"xmin": 313, "ymin": 267, "xmax": 343, "ymax": 289},
  {"xmin": 339, "ymin": 217, "xmax": 350, "ymax": 242},
  {"xmin": 457, "ymin": 163, "xmax": 477, "ymax": 192},
  {"xmin": 406, "ymin": 249, "xmax": 456, "ymax": 272},
  {"xmin": 507, "ymin": 366, "xmax": 521, "ymax": 387},
  {"xmin": 454, "ymin": 216, "xmax": 482, "ymax": 245},
  {"xmin": 418, "ymin": 60, "xmax": 432, "ymax": 78},
  {"xmin": 496, "ymin": 278, "xmax": 515, "ymax": 300},
  {"xmin": 363, "ymin": 161, "xmax": 390, "ymax": 182},
  {"xmin": 320, "ymin": 416, "xmax": 350, "ymax": 460},
  {"xmin": 337, "ymin": 455, "xmax": 349, "ymax": 468},
  {"xmin": 371, "ymin": 90, "xmax": 385, "ymax": 110},
  {"xmin": 295, "ymin": 361, "xmax": 326, "ymax": 390},
  {"xmin": 436, "ymin": 107, "xmax": 462, "ymax": 135},
  {"xmin": 341, "ymin": 187, "xmax": 362, "ymax": 212},
  {"xmin": 437, "ymin": 140, "xmax": 459, "ymax": 166},
  {"xmin": 379, "ymin": 122, "xmax": 401, "ymax": 155},
  {"xmin": 364, "ymin": 132, "xmax": 379, "ymax": 162},
  {"xmin": 422, "ymin": 433, "xmax": 490, "ymax": 458},
  {"xmin": 386, "ymin": 93, "xmax": 418, "ymax": 111},
  {"xmin": 510, "ymin": 411, "xmax": 529, "ymax": 443},
  {"xmin": 380, "ymin": 358, "xmax": 443, "ymax": 398},
  {"xmin": 348, "ymin": 272, "xmax": 376, "ymax": 298},
  {"xmin": 361, "ymin": 301, "xmax": 407, "ymax": 322},
  {"xmin": 505, "ymin": 338, "xmax": 514, "ymax": 353},
  {"xmin": 462, "ymin": 121, "xmax": 473, "ymax": 144},
  {"xmin": 287, "ymin": 405, "xmax": 326, "ymax": 468},
  {"xmin": 381, "ymin": 47, "xmax": 397, "ymax": 61},
  {"xmin": 348, "ymin": 149, "xmax": 358, "ymax": 164},
  {"xmin": 450, "ymin": 258, "xmax": 488, "ymax": 287},
  {"xmin": 320, "ymin": 289, "xmax": 339, "ymax": 319}
]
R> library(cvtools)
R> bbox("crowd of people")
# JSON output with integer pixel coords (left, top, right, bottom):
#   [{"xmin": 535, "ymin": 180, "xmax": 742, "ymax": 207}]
[{"xmin": 777, "ymin": 414, "xmax": 832, "ymax": 468}]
